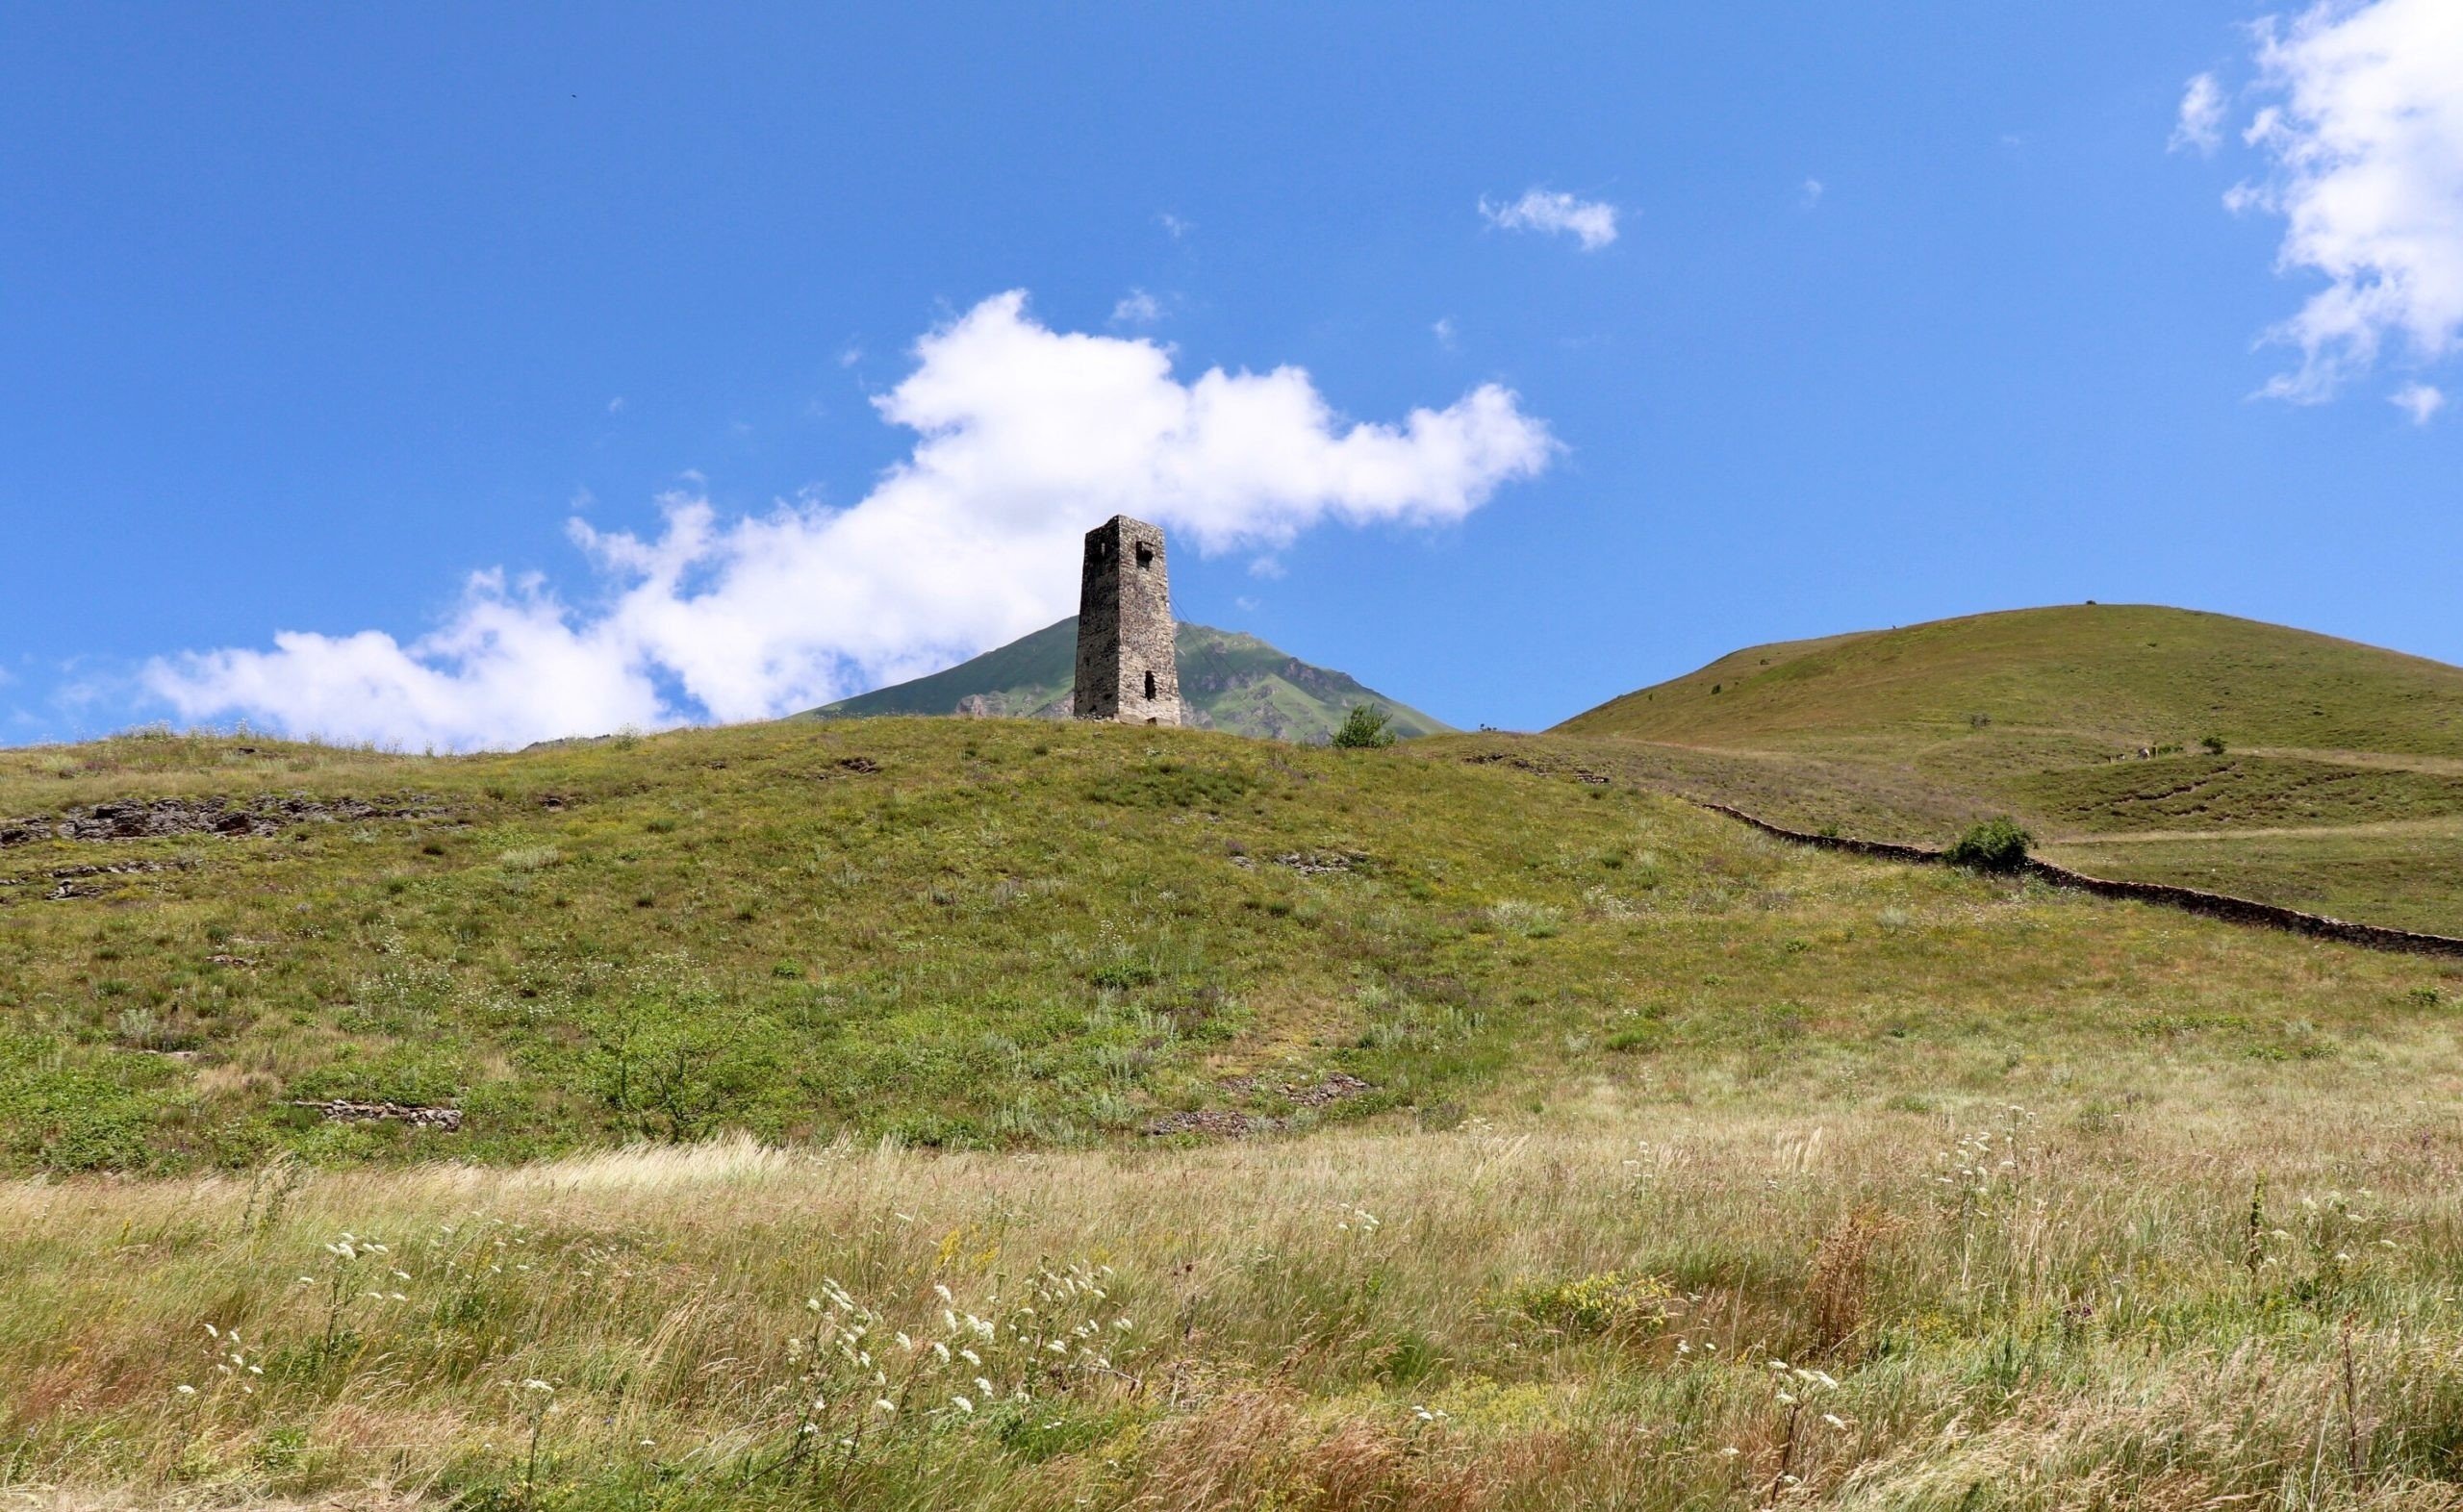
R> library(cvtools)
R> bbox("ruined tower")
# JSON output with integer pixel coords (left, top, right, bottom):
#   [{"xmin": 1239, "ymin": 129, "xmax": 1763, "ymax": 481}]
[{"xmin": 1073, "ymin": 515, "xmax": 1181, "ymax": 724}]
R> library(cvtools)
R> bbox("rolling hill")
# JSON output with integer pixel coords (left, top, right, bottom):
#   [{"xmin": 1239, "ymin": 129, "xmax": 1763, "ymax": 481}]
[
  {"xmin": 805, "ymin": 617, "xmax": 1452, "ymax": 743},
  {"xmin": 2, "ymin": 713, "xmax": 2448, "ymax": 1173},
  {"xmin": 9, "ymin": 701, "xmax": 2463, "ymax": 1510},
  {"xmin": 1556, "ymin": 603, "xmax": 2463, "ymax": 931}
]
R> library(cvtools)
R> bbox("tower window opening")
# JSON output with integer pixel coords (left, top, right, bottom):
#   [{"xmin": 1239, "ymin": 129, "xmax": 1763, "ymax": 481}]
[
  {"xmin": 1144, "ymin": 669, "xmax": 1157, "ymax": 700},
  {"xmin": 1135, "ymin": 542, "xmax": 1155, "ymax": 568}
]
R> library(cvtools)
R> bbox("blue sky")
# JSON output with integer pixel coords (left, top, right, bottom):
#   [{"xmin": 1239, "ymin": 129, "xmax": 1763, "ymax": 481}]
[{"xmin": 4, "ymin": 2, "xmax": 2458, "ymax": 746}]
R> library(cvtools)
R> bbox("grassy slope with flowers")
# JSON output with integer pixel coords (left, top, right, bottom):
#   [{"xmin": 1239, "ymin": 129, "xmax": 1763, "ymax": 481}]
[
  {"xmin": 11, "ymin": 1101, "xmax": 2463, "ymax": 1509},
  {"xmin": 6, "ymin": 716, "xmax": 2463, "ymax": 1507}
]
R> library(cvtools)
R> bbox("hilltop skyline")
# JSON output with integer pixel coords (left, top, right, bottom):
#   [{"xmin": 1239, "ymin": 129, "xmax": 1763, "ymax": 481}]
[{"xmin": 3, "ymin": 2, "xmax": 2458, "ymax": 747}]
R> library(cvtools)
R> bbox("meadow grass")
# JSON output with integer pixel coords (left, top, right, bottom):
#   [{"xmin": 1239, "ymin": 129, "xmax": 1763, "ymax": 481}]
[
  {"xmin": 3, "ymin": 718, "xmax": 2457, "ymax": 1171},
  {"xmin": 8, "ymin": 1088, "xmax": 2463, "ymax": 1510},
  {"xmin": 8, "ymin": 719, "xmax": 2463, "ymax": 1505},
  {"xmin": 1547, "ymin": 605, "xmax": 2463, "ymax": 934}
]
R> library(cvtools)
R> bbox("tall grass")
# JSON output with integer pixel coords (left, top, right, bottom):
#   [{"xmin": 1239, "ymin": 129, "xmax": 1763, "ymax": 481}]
[{"xmin": 8, "ymin": 1099, "xmax": 2463, "ymax": 1508}]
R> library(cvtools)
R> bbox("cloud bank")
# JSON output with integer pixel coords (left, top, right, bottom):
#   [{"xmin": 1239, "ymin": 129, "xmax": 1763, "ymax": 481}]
[
  {"xmin": 147, "ymin": 291, "xmax": 1556, "ymax": 750},
  {"xmin": 2195, "ymin": 0, "xmax": 2463, "ymax": 400},
  {"xmin": 1480, "ymin": 189, "xmax": 1619, "ymax": 251}
]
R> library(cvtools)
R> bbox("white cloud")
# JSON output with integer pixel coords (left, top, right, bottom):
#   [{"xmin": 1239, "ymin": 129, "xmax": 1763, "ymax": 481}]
[
  {"xmin": 2200, "ymin": 0, "xmax": 2463, "ymax": 400},
  {"xmin": 1111, "ymin": 289, "xmax": 1163, "ymax": 325},
  {"xmin": 1432, "ymin": 316, "xmax": 1458, "ymax": 349},
  {"xmin": 2171, "ymin": 72, "xmax": 2227, "ymax": 155},
  {"xmin": 146, "ymin": 291, "xmax": 1556, "ymax": 750},
  {"xmin": 2392, "ymin": 381, "xmax": 2447, "ymax": 423},
  {"xmin": 606, "ymin": 395, "xmax": 627, "ymax": 415},
  {"xmin": 1158, "ymin": 212, "xmax": 1192, "ymax": 239},
  {"xmin": 1480, "ymin": 189, "xmax": 1619, "ymax": 251},
  {"xmin": 1799, "ymin": 178, "xmax": 1826, "ymax": 209}
]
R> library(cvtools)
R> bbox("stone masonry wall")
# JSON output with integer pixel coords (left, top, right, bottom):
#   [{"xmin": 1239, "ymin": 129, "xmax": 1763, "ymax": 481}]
[
  {"xmin": 1696, "ymin": 801, "xmax": 2463, "ymax": 961},
  {"xmin": 1073, "ymin": 515, "xmax": 1182, "ymax": 725}
]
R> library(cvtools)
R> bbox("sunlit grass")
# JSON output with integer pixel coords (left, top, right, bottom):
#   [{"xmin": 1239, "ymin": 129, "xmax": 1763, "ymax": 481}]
[{"xmin": 8, "ymin": 1097, "xmax": 2463, "ymax": 1508}]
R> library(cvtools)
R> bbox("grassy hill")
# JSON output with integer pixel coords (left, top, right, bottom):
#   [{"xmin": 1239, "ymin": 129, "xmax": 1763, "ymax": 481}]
[
  {"xmin": 807, "ymin": 617, "xmax": 1453, "ymax": 743},
  {"xmin": 7, "ymin": 718, "xmax": 2463, "ymax": 1508},
  {"xmin": 7, "ymin": 716, "xmax": 2463, "ymax": 1509},
  {"xmin": 1557, "ymin": 605, "xmax": 2463, "ymax": 933},
  {"xmin": 1, "ymin": 716, "xmax": 2453, "ymax": 1175}
]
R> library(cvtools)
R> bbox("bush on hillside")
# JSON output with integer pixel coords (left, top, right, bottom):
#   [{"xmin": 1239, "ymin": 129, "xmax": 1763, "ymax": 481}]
[
  {"xmin": 2201, "ymin": 734, "xmax": 2227, "ymax": 754},
  {"xmin": 1944, "ymin": 818, "xmax": 2032, "ymax": 873},
  {"xmin": 1331, "ymin": 704, "xmax": 1397, "ymax": 748}
]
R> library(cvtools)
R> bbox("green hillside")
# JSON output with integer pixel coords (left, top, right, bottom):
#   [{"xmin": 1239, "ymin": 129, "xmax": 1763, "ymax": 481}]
[
  {"xmin": 0, "ymin": 717, "xmax": 2451, "ymax": 1175},
  {"xmin": 807, "ymin": 617, "xmax": 1453, "ymax": 743},
  {"xmin": 1556, "ymin": 604, "xmax": 2463, "ymax": 931},
  {"xmin": 10, "ymin": 721, "xmax": 2463, "ymax": 1512}
]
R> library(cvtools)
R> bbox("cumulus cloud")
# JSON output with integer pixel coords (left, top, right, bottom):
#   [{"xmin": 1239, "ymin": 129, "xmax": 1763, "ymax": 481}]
[
  {"xmin": 147, "ymin": 291, "xmax": 1556, "ymax": 750},
  {"xmin": 2171, "ymin": 72, "xmax": 2227, "ymax": 155},
  {"xmin": 1480, "ymin": 189, "xmax": 1619, "ymax": 251},
  {"xmin": 2392, "ymin": 381, "xmax": 2447, "ymax": 423},
  {"xmin": 1110, "ymin": 289, "xmax": 1163, "ymax": 325},
  {"xmin": 2198, "ymin": 0, "xmax": 2463, "ymax": 400}
]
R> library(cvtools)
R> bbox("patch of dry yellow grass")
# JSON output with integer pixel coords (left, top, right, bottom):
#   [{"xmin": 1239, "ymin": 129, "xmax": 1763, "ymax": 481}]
[{"xmin": 9, "ymin": 1091, "xmax": 2463, "ymax": 1509}]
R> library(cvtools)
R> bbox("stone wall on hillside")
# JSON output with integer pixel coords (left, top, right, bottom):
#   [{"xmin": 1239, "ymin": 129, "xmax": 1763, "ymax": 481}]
[{"xmin": 1697, "ymin": 801, "xmax": 2463, "ymax": 961}]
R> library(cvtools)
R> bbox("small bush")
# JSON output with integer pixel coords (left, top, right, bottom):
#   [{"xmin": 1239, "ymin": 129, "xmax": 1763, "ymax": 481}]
[
  {"xmin": 1944, "ymin": 818, "xmax": 2031, "ymax": 872},
  {"xmin": 1331, "ymin": 704, "xmax": 1397, "ymax": 748},
  {"xmin": 1497, "ymin": 1271, "xmax": 1677, "ymax": 1337},
  {"xmin": 2201, "ymin": 734, "xmax": 2227, "ymax": 754}
]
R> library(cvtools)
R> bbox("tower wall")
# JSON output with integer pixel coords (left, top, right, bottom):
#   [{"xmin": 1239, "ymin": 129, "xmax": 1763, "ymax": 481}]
[{"xmin": 1073, "ymin": 515, "xmax": 1181, "ymax": 724}]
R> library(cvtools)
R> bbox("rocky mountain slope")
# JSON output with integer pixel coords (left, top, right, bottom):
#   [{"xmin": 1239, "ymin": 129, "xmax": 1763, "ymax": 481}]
[{"xmin": 806, "ymin": 617, "xmax": 1452, "ymax": 742}]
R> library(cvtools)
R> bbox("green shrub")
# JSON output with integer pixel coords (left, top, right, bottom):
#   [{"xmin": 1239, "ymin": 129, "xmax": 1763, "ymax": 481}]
[
  {"xmin": 2201, "ymin": 734, "xmax": 2228, "ymax": 754},
  {"xmin": 1496, "ymin": 1271, "xmax": 1677, "ymax": 1336},
  {"xmin": 1331, "ymin": 704, "xmax": 1397, "ymax": 748},
  {"xmin": 1944, "ymin": 818, "xmax": 2032, "ymax": 872}
]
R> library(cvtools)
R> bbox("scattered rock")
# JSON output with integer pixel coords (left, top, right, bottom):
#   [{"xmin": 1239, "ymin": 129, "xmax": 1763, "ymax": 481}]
[
  {"xmin": 1144, "ymin": 1108, "xmax": 1279, "ymax": 1139},
  {"xmin": 1272, "ymin": 850, "xmax": 1365, "ymax": 876},
  {"xmin": 2, "ymin": 794, "xmax": 440, "ymax": 847},
  {"xmin": 834, "ymin": 756, "xmax": 882, "ymax": 775},
  {"xmin": 289, "ymin": 1099, "xmax": 464, "ymax": 1131},
  {"xmin": 1287, "ymin": 1072, "xmax": 1372, "ymax": 1108},
  {"xmin": 28, "ymin": 858, "xmax": 189, "ymax": 901},
  {"xmin": 1147, "ymin": 1072, "xmax": 1376, "ymax": 1137}
]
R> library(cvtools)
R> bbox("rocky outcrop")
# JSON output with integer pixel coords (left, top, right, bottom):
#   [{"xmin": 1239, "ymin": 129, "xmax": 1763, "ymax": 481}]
[{"xmin": 1, "ymin": 794, "xmax": 436, "ymax": 847}]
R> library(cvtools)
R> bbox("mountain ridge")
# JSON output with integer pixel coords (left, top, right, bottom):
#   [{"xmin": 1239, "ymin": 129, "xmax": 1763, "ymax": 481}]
[{"xmin": 805, "ymin": 617, "xmax": 1453, "ymax": 743}]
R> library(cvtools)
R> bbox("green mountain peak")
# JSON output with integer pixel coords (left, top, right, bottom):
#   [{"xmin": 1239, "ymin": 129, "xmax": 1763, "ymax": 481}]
[{"xmin": 804, "ymin": 618, "xmax": 1451, "ymax": 743}]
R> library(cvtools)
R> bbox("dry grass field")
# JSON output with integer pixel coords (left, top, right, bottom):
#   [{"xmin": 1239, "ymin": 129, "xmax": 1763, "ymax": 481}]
[{"xmin": 10, "ymin": 1090, "xmax": 2463, "ymax": 1510}]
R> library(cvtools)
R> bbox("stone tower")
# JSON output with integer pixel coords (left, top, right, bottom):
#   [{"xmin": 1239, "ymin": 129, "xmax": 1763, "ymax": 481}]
[{"xmin": 1073, "ymin": 515, "xmax": 1181, "ymax": 724}]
